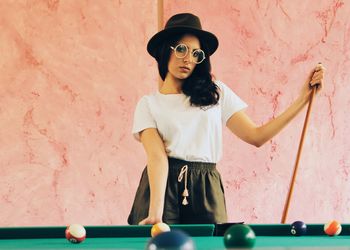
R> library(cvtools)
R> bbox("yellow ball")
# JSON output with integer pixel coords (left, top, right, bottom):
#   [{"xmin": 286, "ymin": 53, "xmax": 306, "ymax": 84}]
[{"xmin": 151, "ymin": 222, "xmax": 171, "ymax": 237}]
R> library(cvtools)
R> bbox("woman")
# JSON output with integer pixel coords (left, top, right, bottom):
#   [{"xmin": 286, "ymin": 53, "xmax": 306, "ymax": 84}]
[{"xmin": 127, "ymin": 13, "xmax": 324, "ymax": 225}]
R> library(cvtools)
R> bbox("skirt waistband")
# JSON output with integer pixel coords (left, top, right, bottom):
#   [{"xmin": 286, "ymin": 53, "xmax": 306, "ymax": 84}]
[{"xmin": 168, "ymin": 157, "xmax": 216, "ymax": 170}]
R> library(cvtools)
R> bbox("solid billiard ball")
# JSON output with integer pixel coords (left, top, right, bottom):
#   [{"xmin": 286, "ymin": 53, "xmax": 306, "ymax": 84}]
[
  {"xmin": 146, "ymin": 230, "xmax": 195, "ymax": 250},
  {"xmin": 324, "ymin": 220, "xmax": 342, "ymax": 236},
  {"xmin": 224, "ymin": 224, "xmax": 256, "ymax": 249},
  {"xmin": 290, "ymin": 221, "xmax": 307, "ymax": 236},
  {"xmin": 65, "ymin": 224, "xmax": 86, "ymax": 244},
  {"xmin": 151, "ymin": 222, "xmax": 171, "ymax": 237}
]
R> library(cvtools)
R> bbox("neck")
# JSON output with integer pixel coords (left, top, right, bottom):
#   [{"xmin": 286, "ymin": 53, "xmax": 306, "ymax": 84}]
[{"xmin": 160, "ymin": 75, "xmax": 184, "ymax": 94}]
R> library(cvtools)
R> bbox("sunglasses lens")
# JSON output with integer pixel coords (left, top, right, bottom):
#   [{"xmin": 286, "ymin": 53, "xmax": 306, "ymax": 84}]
[
  {"xmin": 175, "ymin": 44, "xmax": 188, "ymax": 58},
  {"xmin": 193, "ymin": 50, "xmax": 205, "ymax": 64}
]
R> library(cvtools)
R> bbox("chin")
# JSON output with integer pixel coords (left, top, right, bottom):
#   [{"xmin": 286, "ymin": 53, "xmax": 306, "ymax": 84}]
[
  {"xmin": 177, "ymin": 76, "xmax": 188, "ymax": 80},
  {"xmin": 176, "ymin": 73, "xmax": 191, "ymax": 80}
]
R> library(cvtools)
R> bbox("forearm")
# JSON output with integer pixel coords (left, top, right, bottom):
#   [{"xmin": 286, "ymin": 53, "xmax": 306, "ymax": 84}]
[
  {"xmin": 255, "ymin": 92, "xmax": 311, "ymax": 146},
  {"xmin": 227, "ymin": 65, "xmax": 324, "ymax": 148},
  {"xmin": 147, "ymin": 155, "xmax": 169, "ymax": 219}
]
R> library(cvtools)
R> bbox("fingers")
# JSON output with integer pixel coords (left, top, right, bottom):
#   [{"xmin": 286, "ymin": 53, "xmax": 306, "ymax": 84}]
[
  {"xmin": 138, "ymin": 217, "xmax": 162, "ymax": 225},
  {"xmin": 310, "ymin": 63, "xmax": 325, "ymax": 88}
]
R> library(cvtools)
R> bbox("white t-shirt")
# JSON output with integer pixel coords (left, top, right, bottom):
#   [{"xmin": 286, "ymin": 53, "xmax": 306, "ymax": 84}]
[{"xmin": 132, "ymin": 80, "xmax": 247, "ymax": 163}]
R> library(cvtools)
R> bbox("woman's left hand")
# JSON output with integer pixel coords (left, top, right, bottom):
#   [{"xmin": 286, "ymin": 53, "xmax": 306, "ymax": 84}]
[
  {"xmin": 300, "ymin": 63, "xmax": 325, "ymax": 98},
  {"xmin": 310, "ymin": 63, "xmax": 325, "ymax": 91}
]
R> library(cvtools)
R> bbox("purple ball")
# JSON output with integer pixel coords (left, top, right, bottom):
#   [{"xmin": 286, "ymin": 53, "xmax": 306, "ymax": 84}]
[{"xmin": 291, "ymin": 221, "xmax": 307, "ymax": 236}]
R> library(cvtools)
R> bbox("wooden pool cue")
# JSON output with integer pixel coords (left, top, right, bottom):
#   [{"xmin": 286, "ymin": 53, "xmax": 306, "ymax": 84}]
[{"xmin": 281, "ymin": 65, "xmax": 321, "ymax": 224}]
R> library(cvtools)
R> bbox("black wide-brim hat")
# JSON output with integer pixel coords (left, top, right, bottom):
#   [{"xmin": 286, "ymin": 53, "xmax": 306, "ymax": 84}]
[{"xmin": 147, "ymin": 13, "xmax": 219, "ymax": 58}]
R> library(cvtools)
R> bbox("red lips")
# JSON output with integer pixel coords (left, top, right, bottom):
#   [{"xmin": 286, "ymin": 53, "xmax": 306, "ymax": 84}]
[{"xmin": 179, "ymin": 66, "xmax": 191, "ymax": 71}]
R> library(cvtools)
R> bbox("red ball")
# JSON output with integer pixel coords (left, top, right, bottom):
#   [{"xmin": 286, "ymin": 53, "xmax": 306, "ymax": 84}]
[
  {"xmin": 324, "ymin": 220, "xmax": 342, "ymax": 236},
  {"xmin": 65, "ymin": 224, "xmax": 86, "ymax": 243}
]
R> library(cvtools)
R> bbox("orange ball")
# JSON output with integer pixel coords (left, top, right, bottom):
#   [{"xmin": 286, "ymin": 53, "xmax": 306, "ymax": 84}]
[
  {"xmin": 324, "ymin": 220, "xmax": 342, "ymax": 236},
  {"xmin": 151, "ymin": 222, "xmax": 171, "ymax": 237}
]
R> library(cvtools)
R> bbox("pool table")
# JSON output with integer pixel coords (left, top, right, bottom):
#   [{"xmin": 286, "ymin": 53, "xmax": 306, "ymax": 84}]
[{"xmin": 0, "ymin": 224, "xmax": 349, "ymax": 249}]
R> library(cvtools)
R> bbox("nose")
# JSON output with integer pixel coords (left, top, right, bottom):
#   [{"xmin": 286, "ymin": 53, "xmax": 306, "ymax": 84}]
[{"xmin": 183, "ymin": 52, "xmax": 194, "ymax": 63}]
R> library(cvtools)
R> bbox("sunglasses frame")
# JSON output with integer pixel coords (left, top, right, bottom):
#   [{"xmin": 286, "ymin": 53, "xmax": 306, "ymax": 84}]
[{"xmin": 170, "ymin": 44, "xmax": 206, "ymax": 64}]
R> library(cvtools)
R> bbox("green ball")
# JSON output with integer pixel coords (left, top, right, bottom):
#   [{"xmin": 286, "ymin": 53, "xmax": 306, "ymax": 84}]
[{"xmin": 223, "ymin": 224, "xmax": 256, "ymax": 249}]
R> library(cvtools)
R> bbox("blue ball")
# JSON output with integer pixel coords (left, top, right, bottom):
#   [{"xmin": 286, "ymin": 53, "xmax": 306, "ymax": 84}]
[
  {"xmin": 146, "ymin": 230, "xmax": 195, "ymax": 250},
  {"xmin": 291, "ymin": 221, "xmax": 307, "ymax": 236}
]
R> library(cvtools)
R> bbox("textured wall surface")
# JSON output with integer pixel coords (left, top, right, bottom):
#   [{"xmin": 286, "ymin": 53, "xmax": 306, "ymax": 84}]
[
  {"xmin": 0, "ymin": 0, "xmax": 157, "ymax": 226},
  {"xmin": 0, "ymin": 0, "xmax": 349, "ymax": 226}
]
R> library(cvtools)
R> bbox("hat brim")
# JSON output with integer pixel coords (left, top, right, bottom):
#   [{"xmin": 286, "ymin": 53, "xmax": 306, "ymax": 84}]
[{"xmin": 147, "ymin": 27, "xmax": 219, "ymax": 59}]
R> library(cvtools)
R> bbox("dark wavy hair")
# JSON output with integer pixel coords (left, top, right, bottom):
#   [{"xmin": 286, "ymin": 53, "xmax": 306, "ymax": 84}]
[{"xmin": 153, "ymin": 33, "xmax": 220, "ymax": 108}]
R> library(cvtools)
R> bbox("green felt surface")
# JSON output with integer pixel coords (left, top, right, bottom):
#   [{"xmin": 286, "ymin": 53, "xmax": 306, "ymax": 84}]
[
  {"xmin": 1, "ymin": 236, "xmax": 350, "ymax": 249},
  {"xmin": 0, "ymin": 224, "xmax": 350, "ymax": 249}
]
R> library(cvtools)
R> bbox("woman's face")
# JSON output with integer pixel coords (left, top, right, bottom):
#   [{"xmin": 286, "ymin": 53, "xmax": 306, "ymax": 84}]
[{"xmin": 166, "ymin": 34, "xmax": 201, "ymax": 81}]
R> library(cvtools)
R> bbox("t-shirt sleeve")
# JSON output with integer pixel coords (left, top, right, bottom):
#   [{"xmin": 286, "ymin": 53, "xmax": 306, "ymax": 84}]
[
  {"xmin": 132, "ymin": 96, "xmax": 157, "ymax": 141},
  {"xmin": 217, "ymin": 80, "xmax": 248, "ymax": 124}
]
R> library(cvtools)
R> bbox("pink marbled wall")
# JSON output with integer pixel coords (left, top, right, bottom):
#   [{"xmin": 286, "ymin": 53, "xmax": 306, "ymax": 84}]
[
  {"xmin": 0, "ymin": 0, "xmax": 349, "ymax": 226},
  {"xmin": 0, "ymin": 0, "xmax": 158, "ymax": 226},
  {"xmin": 165, "ymin": 0, "xmax": 350, "ymax": 223}
]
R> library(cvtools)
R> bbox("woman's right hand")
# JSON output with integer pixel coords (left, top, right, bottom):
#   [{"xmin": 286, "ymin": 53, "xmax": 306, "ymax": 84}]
[{"xmin": 138, "ymin": 215, "xmax": 163, "ymax": 225}]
